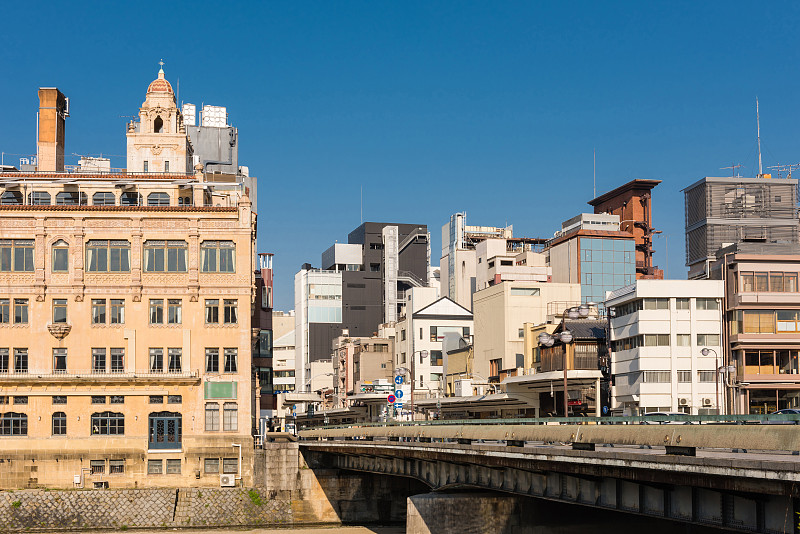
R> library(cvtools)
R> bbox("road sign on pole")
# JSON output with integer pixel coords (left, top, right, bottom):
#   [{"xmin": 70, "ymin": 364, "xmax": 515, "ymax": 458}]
[
  {"xmin": 395, "ymin": 389, "xmax": 404, "ymax": 398},
  {"xmin": 394, "ymin": 375, "xmax": 403, "ymax": 385},
  {"xmin": 387, "ymin": 394, "xmax": 396, "ymax": 403}
]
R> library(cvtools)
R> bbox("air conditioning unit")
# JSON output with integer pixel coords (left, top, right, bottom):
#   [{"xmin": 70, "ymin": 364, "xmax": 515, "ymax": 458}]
[
  {"xmin": 220, "ymin": 474, "xmax": 235, "ymax": 487},
  {"xmin": 702, "ymin": 398, "xmax": 713, "ymax": 407},
  {"xmin": 678, "ymin": 398, "xmax": 689, "ymax": 406}
]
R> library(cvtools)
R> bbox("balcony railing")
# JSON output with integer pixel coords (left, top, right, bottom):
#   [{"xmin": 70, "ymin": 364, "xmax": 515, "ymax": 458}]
[{"xmin": 0, "ymin": 370, "xmax": 199, "ymax": 380}]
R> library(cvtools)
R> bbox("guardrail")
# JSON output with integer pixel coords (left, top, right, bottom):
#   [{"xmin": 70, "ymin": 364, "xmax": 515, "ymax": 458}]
[{"xmin": 299, "ymin": 418, "xmax": 800, "ymax": 456}]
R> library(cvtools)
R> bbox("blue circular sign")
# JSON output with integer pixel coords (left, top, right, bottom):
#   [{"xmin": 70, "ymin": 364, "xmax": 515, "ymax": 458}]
[
  {"xmin": 602, "ymin": 406, "xmax": 609, "ymax": 415},
  {"xmin": 394, "ymin": 376, "xmax": 403, "ymax": 385},
  {"xmin": 395, "ymin": 389, "xmax": 404, "ymax": 398}
]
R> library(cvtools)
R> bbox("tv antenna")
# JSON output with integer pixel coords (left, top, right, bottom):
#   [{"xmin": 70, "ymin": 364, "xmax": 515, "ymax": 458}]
[
  {"xmin": 756, "ymin": 98, "xmax": 764, "ymax": 177},
  {"xmin": 721, "ymin": 164, "xmax": 743, "ymax": 178}
]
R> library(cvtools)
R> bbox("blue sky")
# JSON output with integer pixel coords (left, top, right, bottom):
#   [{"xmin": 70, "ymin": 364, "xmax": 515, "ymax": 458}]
[{"xmin": 2, "ymin": 1, "xmax": 800, "ymax": 310}]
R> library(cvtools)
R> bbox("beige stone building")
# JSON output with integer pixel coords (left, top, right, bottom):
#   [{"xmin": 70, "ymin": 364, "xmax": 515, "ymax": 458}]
[{"xmin": 0, "ymin": 71, "xmax": 258, "ymax": 489}]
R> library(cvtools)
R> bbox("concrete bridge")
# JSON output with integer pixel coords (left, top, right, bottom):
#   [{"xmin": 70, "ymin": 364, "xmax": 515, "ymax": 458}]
[{"xmin": 299, "ymin": 421, "xmax": 800, "ymax": 533}]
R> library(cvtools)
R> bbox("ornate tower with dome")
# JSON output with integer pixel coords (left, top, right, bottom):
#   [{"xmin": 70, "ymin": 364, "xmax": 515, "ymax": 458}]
[{"xmin": 126, "ymin": 64, "xmax": 193, "ymax": 173}]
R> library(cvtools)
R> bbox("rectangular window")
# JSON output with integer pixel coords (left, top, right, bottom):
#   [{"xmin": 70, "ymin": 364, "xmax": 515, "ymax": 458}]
[
  {"xmin": 109, "ymin": 460, "xmax": 125, "ymax": 474},
  {"xmin": 401, "ymin": 330, "xmax": 406, "ymax": 341},
  {"xmin": 0, "ymin": 240, "xmax": 34, "ymax": 272},
  {"xmin": 743, "ymin": 310, "xmax": 776, "ymax": 334},
  {"xmin": 110, "ymin": 395, "xmax": 124, "ymax": 404},
  {"xmin": 786, "ymin": 274, "xmax": 799, "ymax": 293},
  {"xmin": 52, "ymin": 242, "xmax": 69, "ymax": 272},
  {"xmin": 149, "ymin": 395, "xmax": 164, "ymax": 404},
  {"xmin": 86, "ymin": 240, "xmax": 130, "ymax": 272},
  {"xmin": 0, "ymin": 299, "xmax": 8, "ymax": 323},
  {"xmin": 676, "ymin": 298, "xmax": 690, "ymax": 310},
  {"xmin": 149, "ymin": 299, "xmax": 164, "ymax": 324},
  {"xmin": 14, "ymin": 348, "xmax": 27, "ymax": 373},
  {"xmin": 741, "ymin": 272, "xmax": 755, "ymax": 292},
  {"xmin": 223, "ymin": 403, "xmax": 238, "ymax": 431},
  {"xmin": 13, "ymin": 396, "xmax": 28, "ymax": 404},
  {"xmin": 91, "ymin": 395, "xmax": 106, "ymax": 404},
  {"xmin": 168, "ymin": 348, "xmax": 182, "ymax": 372},
  {"xmin": 109, "ymin": 299, "xmax": 125, "ymax": 324},
  {"xmin": 91, "ymin": 299, "xmax": 106, "ymax": 324},
  {"xmin": 52, "ymin": 395, "xmax": 67, "ymax": 404},
  {"xmin": 149, "ymin": 348, "xmax": 163, "ymax": 373},
  {"xmin": 144, "ymin": 240, "xmax": 187, "ymax": 272},
  {"xmin": 92, "ymin": 348, "xmax": 106, "ymax": 373},
  {"xmin": 644, "ymin": 298, "xmax": 669, "ymax": 310},
  {"xmin": 206, "ymin": 348, "xmax": 219, "ymax": 373},
  {"xmin": 147, "ymin": 459, "xmax": 162, "ymax": 475},
  {"xmin": 224, "ymin": 348, "xmax": 238, "ymax": 373},
  {"xmin": 697, "ymin": 334, "xmax": 720, "ymax": 346},
  {"xmin": 770, "ymin": 272, "xmax": 785, "ymax": 292},
  {"xmin": 168, "ymin": 395, "xmax": 182, "ymax": 404},
  {"xmin": 201, "ymin": 241, "xmax": 236, "ymax": 273},
  {"xmin": 205, "ymin": 403, "xmax": 220, "ymax": 431},
  {"xmin": 509, "ymin": 287, "xmax": 540, "ymax": 296},
  {"xmin": 167, "ymin": 299, "xmax": 182, "ymax": 324},
  {"xmin": 90, "ymin": 460, "xmax": 105, "ymax": 475},
  {"xmin": 0, "ymin": 348, "xmax": 7, "ymax": 372},
  {"xmin": 143, "ymin": 161, "xmax": 149, "ymax": 173},
  {"xmin": 52, "ymin": 299, "xmax": 67, "ymax": 323},
  {"xmin": 52, "ymin": 412, "xmax": 67, "ymax": 435},
  {"xmin": 698, "ymin": 370, "xmax": 716, "ymax": 383},
  {"xmin": 222, "ymin": 458, "xmax": 238, "ymax": 474},
  {"xmin": 14, "ymin": 299, "xmax": 28, "ymax": 324},
  {"xmin": 642, "ymin": 371, "xmax": 671, "ymax": 383},
  {"xmin": 643, "ymin": 334, "xmax": 670, "ymax": 347},
  {"xmin": 676, "ymin": 334, "xmax": 691, "ymax": 347},
  {"xmin": 53, "ymin": 348, "xmax": 67, "ymax": 373},
  {"xmin": 204, "ymin": 458, "xmax": 220, "ymax": 473},
  {"xmin": 166, "ymin": 459, "xmax": 181, "ymax": 474},
  {"xmin": 205, "ymin": 299, "xmax": 219, "ymax": 324},
  {"xmin": 223, "ymin": 299, "xmax": 238, "ymax": 324},
  {"xmin": 696, "ymin": 298, "xmax": 719, "ymax": 311},
  {"xmin": 110, "ymin": 348, "xmax": 124, "ymax": 373},
  {"xmin": 777, "ymin": 310, "xmax": 800, "ymax": 333},
  {"xmin": 754, "ymin": 273, "xmax": 769, "ymax": 292},
  {"xmin": 677, "ymin": 370, "xmax": 692, "ymax": 383}
]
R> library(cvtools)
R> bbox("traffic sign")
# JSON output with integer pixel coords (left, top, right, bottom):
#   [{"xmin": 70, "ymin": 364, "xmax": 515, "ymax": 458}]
[
  {"xmin": 387, "ymin": 394, "xmax": 396, "ymax": 403},
  {"xmin": 395, "ymin": 389, "xmax": 404, "ymax": 398},
  {"xmin": 395, "ymin": 402, "xmax": 403, "ymax": 409},
  {"xmin": 394, "ymin": 375, "xmax": 403, "ymax": 385}
]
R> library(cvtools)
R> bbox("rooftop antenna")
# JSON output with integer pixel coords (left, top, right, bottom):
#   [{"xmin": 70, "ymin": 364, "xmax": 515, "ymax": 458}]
[
  {"xmin": 757, "ymin": 97, "xmax": 763, "ymax": 177},
  {"xmin": 721, "ymin": 163, "xmax": 743, "ymax": 178},
  {"xmin": 360, "ymin": 185, "xmax": 363, "ymax": 224},
  {"xmin": 593, "ymin": 148, "xmax": 596, "ymax": 198}
]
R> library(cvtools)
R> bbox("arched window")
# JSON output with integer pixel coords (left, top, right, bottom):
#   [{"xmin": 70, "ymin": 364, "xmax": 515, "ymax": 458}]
[
  {"xmin": 56, "ymin": 192, "xmax": 87, "ymax": 206},
  {"xmin": 120, "ymin": 192, "xmax": 142, "ymax": 206},
  {"xmin": 147, "ymin": 192, "xmax": 170, "ymax": 206},
  {"xmin": 154, "ymin": 116, "xmax": 163, "ymax": 133},
  {"xmin": 178, "ymin": 195, "xmax": 192, "ymax": 206},
  {"xmin": 28, "ymin": 191, "xmax": 51, "ymax": 205},
  {"xmin": 0, "ymin": 412, "xmax": 27, "ymax": 435},
  {"xmin": 52, "ymin": 411, "xmax": 66, "ymax": 435},
  {"xmin": 0, "ymin": 191, "xmax": 22, "ymax": 205},
  {"xmin": 91, "ymin": 411, "xmax": 124, "ymax": 435},
  {"xmin": 93, "ymin": 192, "xmax": 115, "ymax": 206},
  {"xmin": 148, "ymin": 411, "xmax": 181, "ymax": 449},
  {"xmin": 52, "ymin": 239, "xmax": 69, "ymax": 272}
]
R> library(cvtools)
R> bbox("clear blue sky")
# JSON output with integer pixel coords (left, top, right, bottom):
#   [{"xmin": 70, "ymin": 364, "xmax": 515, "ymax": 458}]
[{"xmin": 3, "ymin": 1, "xmax": 800, "ymax": 310}]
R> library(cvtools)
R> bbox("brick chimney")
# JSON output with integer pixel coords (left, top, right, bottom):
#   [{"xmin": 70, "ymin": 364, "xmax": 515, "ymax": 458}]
[{"xmin": 37, "ymin": 88, "xmax": 68, "ymax": 172}]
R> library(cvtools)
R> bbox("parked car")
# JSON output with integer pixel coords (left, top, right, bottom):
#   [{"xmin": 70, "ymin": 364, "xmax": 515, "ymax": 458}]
[
  {"xmin": 640, "ymin": 412, "xmax": 693, "ymax": 424},
  {"xmin": 761, "ymin": 408, "xmax": 800, "ymax": 424}
]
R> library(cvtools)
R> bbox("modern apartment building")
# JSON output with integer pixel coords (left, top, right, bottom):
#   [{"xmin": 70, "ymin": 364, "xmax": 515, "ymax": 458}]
[
  {"xmin": 547, "ymin": 213, "xmax": 637, "ymax": 306},
  {"xmin": 473, "ymin": 280, "xmax": 581, "ymax": 384},
  {"xmin": 707, "ymin": 243, "xmax": 800, "ymax": 414},
  {"xmin": 294, "ymin": 222, "xmax": 429, "ymax": 390},
  {"xmin": 393, "ymin": 287, "xmax": 473, "ymax": 399},
  {"xmin": 683, "ymin": 175, "xmax": 798, "ymax": 279},
  {"xmin": 0, "ymin": 71, "xmax": 260, "ymax": 489},
  {"xmin": 606, "ymin": 280, "xmax": 724, "ymax": 415}
]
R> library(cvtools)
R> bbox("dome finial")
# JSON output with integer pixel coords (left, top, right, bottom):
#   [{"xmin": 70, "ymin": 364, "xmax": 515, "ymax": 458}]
[{"xmin": 158, "ymin": 59, "xmax": 165, "ymax": 78}]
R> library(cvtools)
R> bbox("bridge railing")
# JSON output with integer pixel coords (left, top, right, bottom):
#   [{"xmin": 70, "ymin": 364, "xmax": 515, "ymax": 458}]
[
  {"xmin": 298, "ymin": 414, "xmax": 800, "ymax": 455},
  {"xmin": 300, "ymin": 412, "xmax": 800, "ymax": 430}
]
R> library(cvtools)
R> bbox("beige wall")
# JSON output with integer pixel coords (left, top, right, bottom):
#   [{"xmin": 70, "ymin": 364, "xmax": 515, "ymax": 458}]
[
  {"xmin": 0, "ymin": 187, "xmax": 256, "ymax": 489},
  {"xmin": 473, "ymin": 281, "xmax": 581, "ymax": 381}
]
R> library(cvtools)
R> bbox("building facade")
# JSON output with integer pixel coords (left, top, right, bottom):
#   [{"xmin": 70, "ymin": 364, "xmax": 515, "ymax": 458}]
[
  {"xmin": 606, "ymin": 280, "xmax": 724, "ymax": 415},
  {"xmin": 0, "ymin": 73, "xmax": 259, "ymax": 489}
]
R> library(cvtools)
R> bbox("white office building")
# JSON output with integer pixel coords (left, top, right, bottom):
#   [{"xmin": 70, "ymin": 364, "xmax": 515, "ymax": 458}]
[{"xmin": 606, "ymin": 280, "xmax": 724, "ymax": 415}]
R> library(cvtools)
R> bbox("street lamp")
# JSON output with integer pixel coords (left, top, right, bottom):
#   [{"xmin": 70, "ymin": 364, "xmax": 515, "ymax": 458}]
[
  {"xmin": 538, "ymin": 304, "xmax": 592, "ymax": 417},
  {"xmin": 702, "ymin": 347, "xmax": 735, "ymax": 415}
]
